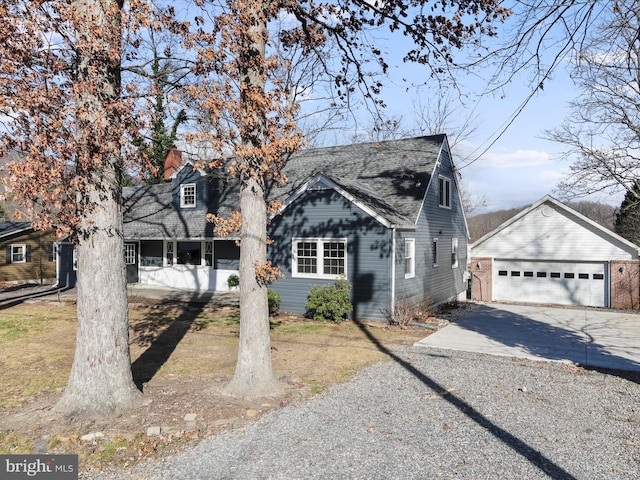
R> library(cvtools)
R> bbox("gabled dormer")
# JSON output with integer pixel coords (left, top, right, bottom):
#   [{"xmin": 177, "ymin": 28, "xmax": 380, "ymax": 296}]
[{"xmin": 170, "ymin": 160, "xmax": 209, "ymax": 210}]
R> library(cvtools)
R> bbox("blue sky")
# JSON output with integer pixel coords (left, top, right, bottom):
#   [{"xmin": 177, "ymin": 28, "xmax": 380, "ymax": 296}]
[
  {"xmin": 317, "ymin": 4, "xmax": 626, "ymax": 215},
  {"xmin": 374, "ymin": 56, "xmax": 622, "ymax": 215}
]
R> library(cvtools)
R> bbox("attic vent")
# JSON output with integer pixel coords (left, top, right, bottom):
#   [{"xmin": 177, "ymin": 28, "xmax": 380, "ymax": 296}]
[
  {"xmin": 541, "ymin": 205, "xmax": 554, "ymax": 217},
  {"xmin": 308, "ymin": 177, "xmax": 332, "ymax": 191}
]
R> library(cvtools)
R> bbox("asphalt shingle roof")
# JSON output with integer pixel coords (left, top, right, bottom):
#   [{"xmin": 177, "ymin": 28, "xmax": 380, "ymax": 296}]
[
  {"xmin": 0, "ymin": 221, "xmax": 32, "ymax": 239},
  {"xmin": 123, "ymin": 135, "xmax": 445, "ymax": 238}
]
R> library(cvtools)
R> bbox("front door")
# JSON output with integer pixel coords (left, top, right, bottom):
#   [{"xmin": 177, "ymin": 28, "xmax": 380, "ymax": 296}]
[{"xmin": 124, "ymin": 242, "xmax": 139, "ymax": 283}]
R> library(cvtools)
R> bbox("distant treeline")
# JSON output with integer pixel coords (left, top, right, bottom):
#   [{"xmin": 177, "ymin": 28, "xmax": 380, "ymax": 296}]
[{"xmin": 468, "ymin": 201, "xmax": 617, "ymax": 243}]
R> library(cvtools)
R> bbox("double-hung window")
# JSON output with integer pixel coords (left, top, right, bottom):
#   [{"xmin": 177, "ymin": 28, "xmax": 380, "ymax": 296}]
[
  {"xmin": 180, "ymin": 183, "xmax": 196, "ymax": 208},
  {"xmin": 6, "ymin": 244, "xmax": 27, "ymax": 264},
  {"xmin": 293, "ymin": 238, "xmax": 347, "ymax": 278},
  {"xmin": 404, "ymin": 238, "xmax": 415, "ymax": 279},
  {"xmin": 438, "ymin": 175, "xmax": 451, "ymax": 208}
]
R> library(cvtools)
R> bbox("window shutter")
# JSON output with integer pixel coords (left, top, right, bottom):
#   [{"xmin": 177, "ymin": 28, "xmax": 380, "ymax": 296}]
[
  {"xmin": 26, "ymin": 245, "xmax": 32, "ymax": 262},
  {"xmin": 6, "ymin": 245, "xmax": 11, "ymax": 264}
]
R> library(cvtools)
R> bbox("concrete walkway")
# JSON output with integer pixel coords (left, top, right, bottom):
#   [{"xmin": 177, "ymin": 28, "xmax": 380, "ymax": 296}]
[{"xmin": 414, "ymin": 303, "xmax": 640, "ymax": 372}]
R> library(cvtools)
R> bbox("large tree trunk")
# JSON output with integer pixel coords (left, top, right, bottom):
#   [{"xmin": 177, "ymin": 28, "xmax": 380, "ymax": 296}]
[
  {"xmin": 55, "ymin": 0, "xmax": 143, "ymax": 417},
  {"xmin": 55, "ymin": 164, "xmax": 143, "ymax": 417},
  {"xmin": 222, "ymin": 3, "xmax": 282, "ymax": 400},
  {"xmin": 223, "ymin": 177, "xmax": 282, "ymax": 399}
]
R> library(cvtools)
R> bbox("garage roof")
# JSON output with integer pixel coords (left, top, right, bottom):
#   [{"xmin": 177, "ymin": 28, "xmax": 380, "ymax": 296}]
[{"xmin": 471, "ymin": 195, "xmax": 640, "ymax": 261}]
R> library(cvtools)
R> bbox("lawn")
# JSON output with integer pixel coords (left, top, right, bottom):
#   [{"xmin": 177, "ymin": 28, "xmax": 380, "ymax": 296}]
[{"xmin": 0, "ymin": 295, "xmax": 438, "ymax": 472}]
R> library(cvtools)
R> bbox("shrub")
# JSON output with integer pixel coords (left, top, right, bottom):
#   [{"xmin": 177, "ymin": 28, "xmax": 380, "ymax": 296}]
[
  {"xmin": 267, "ymin": 289, "xmax": 281, "ymax": 316},
  {"xmin": 227, "ymin": 274, "xmax": 239, "ymax": 289},
  {"xmin": 384, "ymin": 295, "xmax": 435, "ymax": 326},
  {"xmin": 305, "ymin": 279, "xmax": 352, "ymax": 322}
]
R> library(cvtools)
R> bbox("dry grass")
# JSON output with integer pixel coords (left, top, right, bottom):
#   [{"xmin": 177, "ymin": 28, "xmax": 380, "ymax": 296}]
[{"xmin": 0, "ymin": 296, "xmax": 436, "ymax": 472}]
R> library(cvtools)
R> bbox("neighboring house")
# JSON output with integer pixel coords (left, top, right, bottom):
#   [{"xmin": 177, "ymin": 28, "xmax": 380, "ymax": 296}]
[
  {"xmin": 123, "ymin": 135, "xmax": 470, "ymax": 321},
  {"xmin": 0, "ymin": 222, "xmax": 57, "ymax": 284},
  {"xmin": 470, "ymin": 195, "xmax": 640, "ymax": 310}
]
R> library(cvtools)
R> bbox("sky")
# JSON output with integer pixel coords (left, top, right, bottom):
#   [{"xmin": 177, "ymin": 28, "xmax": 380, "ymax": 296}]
[
  {"xmin": 374, "ymin": 57, "xmax": 622, "ymax": 215},
  {"xmin": 308, "ymin": 4, "xmax": 627, "ymax": 216},
  {"xmin": 171, "ymin": 2, "xmax": 624, "ymax": 215}
]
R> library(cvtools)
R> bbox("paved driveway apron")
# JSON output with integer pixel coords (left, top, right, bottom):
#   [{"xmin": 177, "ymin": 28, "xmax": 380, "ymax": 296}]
[{"xmin": 415, "ymin": 303, "xmax": 640, "ymax": 371}]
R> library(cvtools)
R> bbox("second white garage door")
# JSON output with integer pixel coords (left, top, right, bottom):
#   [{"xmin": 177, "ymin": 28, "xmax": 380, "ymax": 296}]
[{"xmin": 493, "ymin": 260, "xmax": 607, "ymax": 307}]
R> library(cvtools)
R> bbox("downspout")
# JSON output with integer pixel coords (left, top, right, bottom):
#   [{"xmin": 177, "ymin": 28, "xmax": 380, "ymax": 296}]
[
  {"xmin": 606, "ymin": 261, "xmax": 611, "ymax": 309},
  {"xmin": 390, "ymin": 227, "xmax": 396, "ymax": 316}
]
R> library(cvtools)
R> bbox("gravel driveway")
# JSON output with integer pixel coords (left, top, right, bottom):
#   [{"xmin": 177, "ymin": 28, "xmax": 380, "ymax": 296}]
[{"xmin": 84, "ymin": 345, "xmax": 640, "ymax": 480}]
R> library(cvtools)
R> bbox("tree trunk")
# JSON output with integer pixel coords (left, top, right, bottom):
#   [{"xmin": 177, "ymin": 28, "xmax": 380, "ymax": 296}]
[
  {"xmin": 223, "ymin": 177, "xmax": 282, "ymax": 399},
  {"xmin": 55, "ymin": 0, "xmax": 143, "ymax": 417},
  {"xmin": 55, "ymin": 164, "xmax": 143, "ymax": 417},
  {"xmin": 222, "ymin": 3, "xmax": 282, "ymax": 400}
]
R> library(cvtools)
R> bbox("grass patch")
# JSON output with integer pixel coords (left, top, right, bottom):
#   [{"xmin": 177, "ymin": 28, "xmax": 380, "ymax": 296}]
[
  {"xmin": 271, "ymin": 320, "xmax": 324, "ymax": 334},
  {"xmin": 87, "ymin": 437, "xmax": 130, "ymax": 463},
  {"xmin": 0, "ymin": 318, "xmax": 31, "ymax": 340},
  {"xmin": 0, "ymin": 432, "xmax": 34, "ymax": 454}
]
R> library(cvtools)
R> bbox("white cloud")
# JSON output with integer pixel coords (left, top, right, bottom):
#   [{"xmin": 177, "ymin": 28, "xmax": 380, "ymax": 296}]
[{"xmin": 477, "ymin": 148, "xmax": 553, "ymax": 169}]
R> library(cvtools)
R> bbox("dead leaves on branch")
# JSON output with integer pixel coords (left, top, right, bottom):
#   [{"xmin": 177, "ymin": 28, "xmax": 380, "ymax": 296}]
[
  {"xmin": 208, "ymin": 210, "xmax": 242, "ymax": 238},
  {"xmin": 254, "ymin": 260, "xmax": 284, "ymax": 286}
]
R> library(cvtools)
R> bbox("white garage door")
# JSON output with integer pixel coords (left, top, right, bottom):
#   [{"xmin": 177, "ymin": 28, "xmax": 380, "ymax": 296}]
[{"xmin": 494, "ymin": 260, "xmax": 607, "ymax": 307}]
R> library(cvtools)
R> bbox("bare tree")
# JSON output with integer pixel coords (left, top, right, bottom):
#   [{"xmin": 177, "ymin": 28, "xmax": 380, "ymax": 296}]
[
  {"xmin": 126, "ymin": 25, "xmax": 191, "ymax": 184},
  {"xmin": 543, "ymin": 1, "xmax": 640, "ymax": 201}
]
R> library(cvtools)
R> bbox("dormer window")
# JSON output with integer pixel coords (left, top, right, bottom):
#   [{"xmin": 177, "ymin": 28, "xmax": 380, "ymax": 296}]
[{"xmin": 180, "ymin": 183, "xmax": 196, "ymax": 208}]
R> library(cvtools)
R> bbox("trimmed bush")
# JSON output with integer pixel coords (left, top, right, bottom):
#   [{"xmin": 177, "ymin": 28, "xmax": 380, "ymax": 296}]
[
  {"xmin": 267, "ymin": 289, "xmax": 281, "ymax": 316},
  {"xmin": 227, "ymin": 274, "xmax": 239, "ymax": 289},
  {"xmin": 305, "ymin": 278, "xmax": 352, "ymax": 322}
]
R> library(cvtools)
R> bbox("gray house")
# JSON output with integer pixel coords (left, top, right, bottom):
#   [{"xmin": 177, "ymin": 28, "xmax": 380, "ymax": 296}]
[{"xmin": 122, "ymin": 135, "xmax": 470, "ymax": 321}]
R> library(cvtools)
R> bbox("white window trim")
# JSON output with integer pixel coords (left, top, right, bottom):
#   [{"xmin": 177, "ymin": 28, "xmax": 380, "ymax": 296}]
[
  {"xmin": 10, "ymin": 244, "xmax": 27, "ymax": 263},
  {"xmin": 292, "ymin": 237, "xmax": 348, "ymax": 279},
  {"xmin": 180, "ymin": 183, "xmax": 197, "ymax": 208},
  {"xmin": 404, "ymin": 238, "xmax": 415, "ymax": 279},
  {"xmin": 451, "ymin": 237, "xmax": 459, "ymax": 269},
  {"xmin": 432, "ymin": 238, "xmax": 439, "ymax": 267},
  {"xmin": 438, "ymin": 175, "xmax": 452, "ymax": 209}
]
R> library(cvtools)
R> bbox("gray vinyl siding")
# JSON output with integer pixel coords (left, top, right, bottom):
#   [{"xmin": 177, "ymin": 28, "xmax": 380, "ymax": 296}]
[
  {"xmin": 268, "ymin": 189, "xmax": 391, "ymax": 321},
  {"xmin": 394, "ymin": 148, "xmax": 469, "ymax": 307}
]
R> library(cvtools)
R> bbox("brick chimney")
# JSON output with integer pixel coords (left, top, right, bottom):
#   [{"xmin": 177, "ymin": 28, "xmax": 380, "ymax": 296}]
[{"xmin": 164, "ymin": 145, "xmax": 182, "ymax": 181}]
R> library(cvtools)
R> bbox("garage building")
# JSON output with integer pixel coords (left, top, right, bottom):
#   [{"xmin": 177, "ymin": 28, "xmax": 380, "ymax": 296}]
[{"xmin": 470, "ymin": 196, "xmax": 640, "ymax": 310}]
